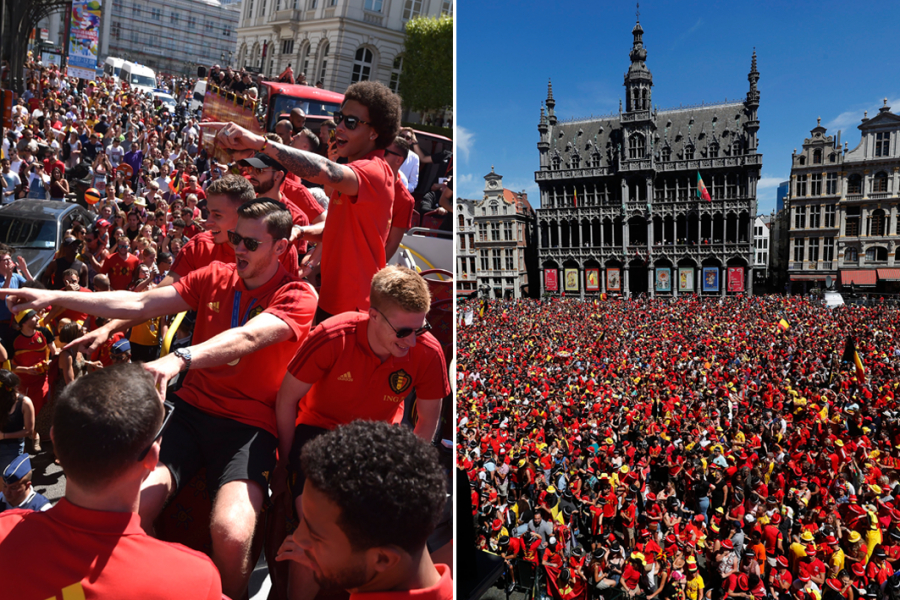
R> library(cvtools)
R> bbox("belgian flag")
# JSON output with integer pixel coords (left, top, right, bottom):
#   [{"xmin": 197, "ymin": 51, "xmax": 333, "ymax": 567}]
[
  {"xmin": 777, "ymin": 319, "xmax": 790, "ymax": 332},
  {"xmin": 841, "ymin": 337, "xmax": 866, "ymax": 385}
]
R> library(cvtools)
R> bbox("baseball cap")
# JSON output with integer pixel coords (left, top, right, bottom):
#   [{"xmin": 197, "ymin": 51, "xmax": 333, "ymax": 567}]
[{"xmin": 238, "ymin": 152, "xmax": 287, "ymax": 174}]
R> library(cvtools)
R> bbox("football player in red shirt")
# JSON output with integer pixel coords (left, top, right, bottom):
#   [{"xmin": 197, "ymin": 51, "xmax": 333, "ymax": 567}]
[
  {"xmin": 275, "ymin": 422, "xmax": 451, "ymax": 600},
  {"xmin": 380, "ymin": 136, "xmax": 416, "ymax": 261},
  {"xmin": 215, "ymin": 80, "xmax": 402, "ymax": 323},
  {"xmin": 0, "ymin": 364, "xmax": 223, "ymax": 599},
  {"xmin": 1, "ymin": 200, "xmax": 317, "ymax": 599},
  {"xmin": 273, "ymin": 266, "xmax": 448, "ymax": 600}
]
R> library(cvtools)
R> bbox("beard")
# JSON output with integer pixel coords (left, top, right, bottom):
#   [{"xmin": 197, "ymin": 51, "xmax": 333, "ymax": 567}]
[
  {"xmin": 253, "ymin": 176, "xmax": 276, "ymax": 195},
  {"xmin": 307, "ymin": 550, "xmax": 370, "ymax": 592}
]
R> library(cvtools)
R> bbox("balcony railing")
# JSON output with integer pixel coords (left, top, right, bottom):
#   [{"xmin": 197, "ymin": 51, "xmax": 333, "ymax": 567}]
[{"xmin": 869, "ymin": 192, "xmax": 891, "ymax": 200}]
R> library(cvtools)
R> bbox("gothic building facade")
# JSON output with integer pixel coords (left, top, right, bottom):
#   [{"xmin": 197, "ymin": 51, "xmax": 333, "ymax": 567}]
[{"xmin": 534, "ymin": 19, "xmax": 761, "ymax": 297}]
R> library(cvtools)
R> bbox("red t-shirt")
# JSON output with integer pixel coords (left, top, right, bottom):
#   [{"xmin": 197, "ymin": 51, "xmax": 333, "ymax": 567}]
[
  {"xmin": 391, "ymin": 177, "xmax": 414, "ymax": 229},
  {"xmin": 347, "ymin": 564, "xmax": 452, "ymax": 600},
  {"xmin": 282, "ymin": 177, "xmax": 325, "ymax": 223},
  {"xmin": 102, "ymin": 252, "xmax": 141, "ymax": 290},
  {"xmin": 0, "ymin": 499, "xmax": 221, "ymax": 599},
  {"xmin": 287, "ymin": 311, "xmax": 449, "ymax": 430},
  {"xmin": 171, "ymin": 230, "xmax": 300, "ymax": 278},
  {"xmin": 12, "ymin": 327, "xmax": 53, "ymax": 386},
  {"xmin": 318, "ymin": 150, "xmax": 393, "ymax": 315},
  {"xmin": 173, "ymin": 261, "xmax": 317, "ymax": 435}
]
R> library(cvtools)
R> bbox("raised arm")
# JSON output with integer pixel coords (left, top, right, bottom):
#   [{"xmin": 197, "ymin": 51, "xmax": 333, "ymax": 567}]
[
  {"xmin": 142, "ymin": 311, "xmax": 296, "ymax": 395},
  {"xmin": 0, "ymin": 284, "xmax": 189, "ymax": 323},
  {"xmin": 215, "ymin": 123, "xmax": 361, "ymax": 197}
]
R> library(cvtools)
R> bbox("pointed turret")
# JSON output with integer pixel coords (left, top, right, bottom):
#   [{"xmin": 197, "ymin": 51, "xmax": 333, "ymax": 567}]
[
  {"xmin": 546, "ymin": 79, "xmax": 557, "ymax": 126},
  {"xmin": 743, "ymin": 49, "xmax": 760, "ymax": 152},
  {"xmin": 537, "ymin": 105, "xmax": 550, "ymax": 169},
  {"xmin": 623, "ymin": 14, "xmax": 652, "ymax": 113}
]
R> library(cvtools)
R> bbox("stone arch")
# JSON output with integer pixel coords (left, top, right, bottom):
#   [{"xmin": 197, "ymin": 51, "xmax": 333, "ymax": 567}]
[{"xmin": 540, "ymin": 220, "xmax": 550, "ymax": 248}]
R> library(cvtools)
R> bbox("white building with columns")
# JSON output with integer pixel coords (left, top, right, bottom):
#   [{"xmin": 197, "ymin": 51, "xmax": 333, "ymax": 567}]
[
  {"xmin": 234, "ymin": 0, "xmax": 451, "ymax": 94},
  {"xmin": 786, "ymin": 103, "xmax": 900, "ymax": 294}
]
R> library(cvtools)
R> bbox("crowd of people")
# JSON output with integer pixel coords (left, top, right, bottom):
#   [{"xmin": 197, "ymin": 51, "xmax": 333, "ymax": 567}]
[
  {"xmin": 459, "ymin": 296, "xmax": 900, "ymax": 600},
  {"xmin": 0, "ymin": 55, "xmax": 452, "ymax": 600}
]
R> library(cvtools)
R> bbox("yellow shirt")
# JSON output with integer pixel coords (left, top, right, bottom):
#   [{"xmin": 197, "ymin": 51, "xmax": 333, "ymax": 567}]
[
  {"xmin": 830, "ymin": 548, "xmax": 845, "ymax": 575},
  {"xmin": 685, "ymin": 574, "xmax": 704, "ymax": 600},
  {"xmin": 866, "ymin": 529, "xmax": 883, "ymax": 562}
]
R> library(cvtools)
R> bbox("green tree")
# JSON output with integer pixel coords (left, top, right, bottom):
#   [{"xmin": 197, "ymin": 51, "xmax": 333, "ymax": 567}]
[{"xmin": 399, "ymin": 15, "xmax": 451, "ymax": 115}]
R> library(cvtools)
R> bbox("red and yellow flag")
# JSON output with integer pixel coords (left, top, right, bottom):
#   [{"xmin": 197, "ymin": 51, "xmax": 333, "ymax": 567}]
[{"xmin": 777, "ymin": 319, "xmax": 790, "ymax": 332}]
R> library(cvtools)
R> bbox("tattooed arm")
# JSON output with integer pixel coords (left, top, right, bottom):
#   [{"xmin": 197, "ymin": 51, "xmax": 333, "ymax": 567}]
[{"xmin": 216, "ymin": 123, "xmax": 362, "ymax": 196}]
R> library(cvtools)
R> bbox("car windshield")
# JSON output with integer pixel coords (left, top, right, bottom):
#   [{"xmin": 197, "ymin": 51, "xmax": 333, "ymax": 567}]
[
  {"xmin": 131, "ymin": 74, "xmax": 156, "ymax": 88},
  {"xmin": 0, "ymin": 217, "xmax": 56, "ymax": 248},
  {"xmin": 271, "ymin": 94, "xmax": 341, "ymax": 119},
  {"xmin": 158, "ymin": 96, "xmax": 175, "ymax": 106}
]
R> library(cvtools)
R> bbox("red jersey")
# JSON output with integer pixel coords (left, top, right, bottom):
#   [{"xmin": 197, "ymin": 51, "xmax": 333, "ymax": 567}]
[
  {"xmin": 170, "ymin": 230, "xmax": 300, "ymax": 278},
  {"xmin": 282, "ymin": 177, "xmax": 325, "ymax": 223},
  {"xmin": 391, "ymin": 177, "xmax": 414, "ymax": 229},
  {"xmin": 12, "ymin": 327, "xmax": 53, "ymax": 386},
  {"xmin": 173, "ymin": 261, "xmax": 316, "ymax": 435},
  {"xmin": 92, "ymin": 331, "xmax": 126, "ymax": 367},
  {"xmin": 0, "ymin": 499, "xmax": 222, "ymax": 599},
  {"xmin": 287, "ymin": 312, "xmax": 449, "ymax": 430},
  {"xmin": 318, "ymin": 150, "xmax": 393, "ymax": 315},
  {"xmin": 347, "ymin": 564, "xmax": 452, "ymax": 600},
  {"xmin": 102, "ymin": 252, "xmax": 141, "ymax": 290}
]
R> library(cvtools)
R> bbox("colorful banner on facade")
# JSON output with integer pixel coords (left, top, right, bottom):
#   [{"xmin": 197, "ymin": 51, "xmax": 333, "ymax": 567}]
[
  {"xmin": 544, "ymin": 269, "xmax": 558, "ymax": 292},
  {"xmin": 564, "ymin": 268, "xmax": 579, "ymax": 292},
  {"xmin": 67, "ymin": 0, "xmax": 102, "ymax": 80},
  {"xmin": 607, "ymin": 268, "xmax": 621, "ymax": 292},
  {"xmin": 678, "ymin": 268, "xmax": 694, "ymax": 292},
  {"xmin": 655, "ymin": 268, "xmax": 671, "ymax": 292},
  {"xmin": 727, "ymin": 267, "xmax": 745, "ymax": 292},
  {"xmin": 585, "ymin": 268, "xmax": 600, "ymax": 292},
  {"xmin": 702, "ymin": 267, "xmax": 720, "ymax": 292}
]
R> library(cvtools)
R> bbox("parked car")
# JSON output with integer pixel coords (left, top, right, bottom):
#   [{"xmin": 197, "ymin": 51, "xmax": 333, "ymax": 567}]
[{"xmin": 0, "ymin": 201, "xmax": 96, "ymax": 280}]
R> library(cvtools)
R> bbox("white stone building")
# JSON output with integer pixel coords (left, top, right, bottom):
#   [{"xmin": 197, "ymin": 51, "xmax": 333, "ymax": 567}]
[{"xmin": 234, "ymin": 0, "xmax": 451, "ymax": 94}]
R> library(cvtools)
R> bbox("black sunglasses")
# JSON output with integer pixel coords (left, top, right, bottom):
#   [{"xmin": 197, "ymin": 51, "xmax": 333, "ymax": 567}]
[
  {"xmin": 227, "ymin": 230, "xmax": 264, "ymax": 252},
  {"xmin": 384, "ymin": 149, "xmax": 405, "ymax": 159},
  {"xmin": 138, "ymin": 401, "xmax": 175, "ymax": 461},
  {"xmin": 374, "ymin": 307, "xmax": 431, "ymax": 339},
  {"xmin": 334, "ymin": 111, "xmax": 371, "ymax": 131}
]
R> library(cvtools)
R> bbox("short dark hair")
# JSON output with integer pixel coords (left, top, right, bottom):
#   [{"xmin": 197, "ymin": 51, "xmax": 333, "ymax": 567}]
[
  {"xmin": 342, "ymin": 81, "xmax": 402, "ymax": 150},
  {"xmin": 301, "ymin": 420, "xmax": 446, "ymax": 554},
  {"xmin": 391, "ymin": 136, "xmax": 410, "ymax": 159},
  {"xmin": 53, "ymin": 365, "xmax": 162, "ymax": 490},
  {"xmin": 239, "ymin": 199, "xmax": 293, "ymax": 241},
  {"xmin": 0, "ymin": 243, "xmax": 12, "ymax": 259},
  {"xmin": 206, "ymin": 174, "xmax": 256, "ymax": 207}
]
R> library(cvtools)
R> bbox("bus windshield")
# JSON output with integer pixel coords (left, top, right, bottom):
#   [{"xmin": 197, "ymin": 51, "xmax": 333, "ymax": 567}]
[{"xmin": 271, "ymin": 94, "xmax": 341, "ymax": 119}]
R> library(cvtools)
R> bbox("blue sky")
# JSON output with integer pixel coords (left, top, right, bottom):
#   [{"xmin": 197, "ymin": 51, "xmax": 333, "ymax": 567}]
[{"xmin": 456, "ymin": 0, "xmax": 900, "ymax": 214}]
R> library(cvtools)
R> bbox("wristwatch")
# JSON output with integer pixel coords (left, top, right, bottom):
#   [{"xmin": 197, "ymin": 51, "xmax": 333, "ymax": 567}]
[{"xmin": 173, "ymin": 347, "xmax": 192, "ymax": 371}]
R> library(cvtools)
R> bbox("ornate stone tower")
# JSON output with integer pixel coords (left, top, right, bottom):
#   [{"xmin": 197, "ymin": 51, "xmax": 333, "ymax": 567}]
[
  {"xmin": 744, "ymin": 50, "xmax": 760, "ymax": 152},
  {"xmin": 623, "ymin": 18, "xmax": 653, "ymax": 113}
]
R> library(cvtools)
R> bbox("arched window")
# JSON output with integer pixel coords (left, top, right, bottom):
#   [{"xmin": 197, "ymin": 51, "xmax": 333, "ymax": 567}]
[
  {"xmin": 629, "ymin": 133, "xmax": 645, "ymax": 159},
  {"xmin": 298, "ymin": 42, "xmax": 311, "ymax": 79},
  {"xmin": 848, "ymin": 173, "xmax": 862, "ymax": 194},
  {"xmin": 873, "ymin": 171, "xmax": 888, "ymax": 193},
  {"xmin": 458, "ymin": 214, "xmax": 464, "ymax": 228},
  {"xmin": 866, "ymin": 246, "xmax": 888, "ymax": 262},
  {"xmin": 829, "ymin": 153, "xmax": 836, "ymax": 163},
  {"xmin": 351, "ymin": 47, "xmax": 374, "ymax": 83},
  {"xmin": 813, "ymin": 149, "xmax": 822, "ymax": 164},
  {"xmin": 845, "ymin": 247, "xmax": 858, "ymax": 262}
]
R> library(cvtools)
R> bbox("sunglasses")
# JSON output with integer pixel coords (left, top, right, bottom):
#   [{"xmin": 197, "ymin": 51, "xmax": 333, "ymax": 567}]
[
  {"xmin": 374, "ymin": 307, "xmax": 431, "ymax": 339},
  {"xmin": 384, "ymin": 149, "xmax": 404, "ymax": 159},
  {"xmin": 137, "ymin": 401, "xmax": 175, "ymax": 461},
  {"xmin": 334, "ymin": 111, "xmax": 371, "ymax": 130},
  {"xmin": 227, "ymin": 229, "xmax": 265, "ymax": 252}
]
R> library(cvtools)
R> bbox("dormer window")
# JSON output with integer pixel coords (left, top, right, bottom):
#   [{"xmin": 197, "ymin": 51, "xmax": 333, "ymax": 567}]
[
  {"xmin": 684, "ymin": 144, "xmax": 694, "ymax": 160},
  {"xmin": 552, "ymin": 155, "xmax": 561, "ymax": 170},
  {"xmin": 875, "ymin": 132, "xmax": 890, "ymax": 157},
  {"xmin": 813, "ymin": 149, "xmax": 822, "ymax": 164}
]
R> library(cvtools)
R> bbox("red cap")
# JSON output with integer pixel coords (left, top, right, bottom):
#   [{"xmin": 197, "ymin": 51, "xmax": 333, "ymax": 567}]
[
  {"xmin": 776, "ymin": 556, "xmax": 789, "ymax": 568},
  {"xmin": 492, "ymin": 518, "xmax": 502, "ymax": 531},
  {"xmin": 721, "ymin": 540, "xmax": 734, "ymax": 550},
  {"xmin": 852, "ymin": 563, "xmax": 866, "ymax": 577}
]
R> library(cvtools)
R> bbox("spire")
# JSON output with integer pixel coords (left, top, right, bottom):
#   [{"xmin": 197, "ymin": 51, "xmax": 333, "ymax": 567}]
[
  {"xmin": 623, "ymin": 10, "xmax": 652, "ymax": 114},
  {"xmin": 746, "ymin": 48, "xmax": 760, "ymax": 107},
  {"xmin": 546, "ymin": 78, "xmax": 557, "ymax": 126}
]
